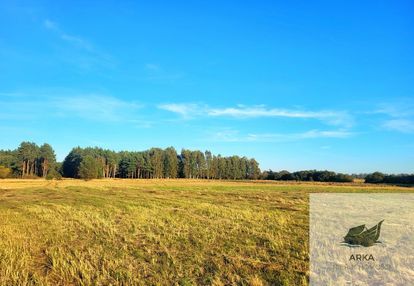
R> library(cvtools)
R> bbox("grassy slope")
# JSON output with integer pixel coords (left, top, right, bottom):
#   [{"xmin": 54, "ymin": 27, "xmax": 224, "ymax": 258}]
[{"xmin": 0, "ymin": 179, "xmax": 410, "ymax": 286}]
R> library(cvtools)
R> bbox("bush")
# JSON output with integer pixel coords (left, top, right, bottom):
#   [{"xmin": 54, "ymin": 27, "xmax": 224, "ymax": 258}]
[
  {"xmin": 46, "ymin": 169, "xmax": 63, "ymax": 180},
  {"xmin": 383, "ymin": 174, "xmax": 414, "ymax": 185},
  {"xmin": 78, "ymin": 155, "xmax": 100, "ymax": 180},
  {"xmin": 0, "ymin": 165, "xmax": 11, "ymax": 179},
  {"xmin": 364, "ymin": 172, "xmax": 385, "ymax": 184},
  {"xmin": 263, "ymin": 169, "xmax": 355, "ymax": 183},
  {"xmin": 365, "ymin": 172, "xmax": 414, "ymax": 185},
  {"xmin": 332, "ymin": 173, "xmax": 354, "ymax": 183}
]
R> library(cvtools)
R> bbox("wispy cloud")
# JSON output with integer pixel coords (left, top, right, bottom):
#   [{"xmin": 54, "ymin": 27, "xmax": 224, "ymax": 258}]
[
  {"xmin": 208, "ymin": 106, "xmax": 330, "ymax": 118},
  {"xmin": 208, "ymin": 106, "xmax": 351, "ymax": 126},
  {"xmin": 157, "ymin": 103, "xmax": 203, "ymax": 118},
  {"xmin": 43, "ymin": 19, "xmax": 92, "ymax": 51},
  {"xmin": 52, "ymin": 95, "xmax": 142, "ymax": 122},
  {"xmin": 373, "ymin": 100, "xmax": 414, "ymax": 133},
  {"xmin": 158, "ymin": 103, "xmax": 352, "ymax": 126},
  {"xmin": 1, "ymin": 91, "xmax": 143, "ymax": 124},
  {"xmin": 211, "ymin": 129, "xmax": 354, "ymax": 142},
  {"xmin": 42, "ymin": 19, "xmax": 115, "ymax": 71},
  {"xmin": 43, "ymin": 19, "xmax": 57, "ymax": 30},
  {"xmin": 374, "ymin": 101, "xmax": 414, "ymax": 118},
  {"xmin": 383, "ymin": 119, "xmax": 414, "ymax": 133}
]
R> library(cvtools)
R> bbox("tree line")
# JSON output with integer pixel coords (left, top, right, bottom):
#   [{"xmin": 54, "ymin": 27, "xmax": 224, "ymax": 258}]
[
  {"xmin": 261, "ymin": 169, "xmax": 354, "ymax": 182},
  {"xmin": 364, "ymin": 172, "xmax": 414, "ymax": 185},
  {"xmin": 0, "ymin": 142, "xmax": 58, "ymax": 179},
  {"xmin": 0, "ymin": 142, "xmax": 260, "ymax": 180},
  {"xmin": 0, "ymin": 142, "xmax": 412, "ymax": 185},
  {"xmin": 62, "ymin": 146, "xmax": 261, "ymax": 180}
]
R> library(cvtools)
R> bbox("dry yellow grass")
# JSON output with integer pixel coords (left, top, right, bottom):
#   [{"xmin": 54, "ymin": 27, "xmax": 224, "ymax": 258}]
[
  {"xmin": 0, "ymin": 179, "xmax": 411, "ymax": 285},
  {"xmin": 0, "ymin": 178, "xmax": 407, "ymax": 191}
]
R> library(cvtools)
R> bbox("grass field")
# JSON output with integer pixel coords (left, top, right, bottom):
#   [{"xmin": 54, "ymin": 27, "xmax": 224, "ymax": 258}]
[{"xmin": 0, "ymin": 179, "xmax": 411, "ymax": 285}]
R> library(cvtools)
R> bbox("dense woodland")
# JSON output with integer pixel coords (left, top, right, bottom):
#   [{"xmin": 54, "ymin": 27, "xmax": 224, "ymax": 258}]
[
  {"xmin": 0, "ymin": 142, "xmax": 260, "ymax": 180},
  {"xmin": 62, "ymin": 146, "xmax": 261, "ymax": 180},
  {"xmin": 261, "ymin": 169, "xmax": 354, "ymax": 182},
  {"xmin": 0, "ymin": 142, "xmax": 412, "ymax": 185},
  {"xmin": 0, "ymin": 142, "xmax": 57, "ymax": 179},
  {"xmin": 364, "ymin": 172, "xmax": 414, "ymax": 185}
]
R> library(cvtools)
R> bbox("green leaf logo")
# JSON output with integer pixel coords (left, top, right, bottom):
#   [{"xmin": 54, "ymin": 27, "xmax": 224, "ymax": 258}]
[{"xmin": 343, "ymin": 220, "xmax": 384, "ymax": 247}]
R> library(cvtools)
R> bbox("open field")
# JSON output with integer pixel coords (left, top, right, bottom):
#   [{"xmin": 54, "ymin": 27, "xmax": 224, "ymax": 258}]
[{"xmin": 0, "ymin": 179, "xmax": 412, "ymax": 285}]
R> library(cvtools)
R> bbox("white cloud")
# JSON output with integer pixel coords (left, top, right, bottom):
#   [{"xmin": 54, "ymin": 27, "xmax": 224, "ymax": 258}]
[
  {"xmin": 42, "ymin": 19, "xmax": 114, "ymax": 71},
  {"xmin": 158, "ymin": 103, "xmax": 352, "ymax": 126},
  {"xmin": 296, "ymin": 129, "xmax": 353, "ymax": 139},
  {"xmin": 44, "ymin": 19, "xmax": 92, "ymax": 51},
  {"xmin": 53, "ymin": 95, "xmax": 142, "ymax": 122},
  {"xmin": 157, "ymin": 103, "xmax": 203, "ymax": 118},
  {"xmin": 208, "ymin": 106, "xmax": 324, "ymax": 118},
  {"xmin": 383, "ymin": 119, "xmax": 414, "ymax": 133},
  {"xmin": 373, "ymin": 101, "xmax": 414, "ymax": 133},
  {"xmin": 60, "ymin": 34, "xmax": 92, "ymax": 51},
  {"xmin": 43, "ymin": 19, "xmax": 57, "ymax": 30},
  {"xmin": 210, "ymin": 129, "xmax": 353, "ymax": 142},
  {"xmin": 211, "ymin": 130, "xmax": 242, "ymax": 142},
  {"xmin": 246, "ymin": 130, "xmax": 353, "ymax": 141},
  {"xmin": 375, "ymin": 101, "xmax": 414, "ymax": 118},
  {"xmin": 0, "ymin": 92, "xmax": 143, "ymax": 124}
]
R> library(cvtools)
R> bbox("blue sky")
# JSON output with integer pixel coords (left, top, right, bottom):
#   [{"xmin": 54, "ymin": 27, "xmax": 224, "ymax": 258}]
[{"xmin": 1, "ymin": 0, "xmax": 413, "ymax": 173}]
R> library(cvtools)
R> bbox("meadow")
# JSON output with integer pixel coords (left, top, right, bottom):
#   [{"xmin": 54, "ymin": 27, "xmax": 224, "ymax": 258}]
[{"xmin": 0, "ymin": 179, "xmax": 411, "ymax": 285}]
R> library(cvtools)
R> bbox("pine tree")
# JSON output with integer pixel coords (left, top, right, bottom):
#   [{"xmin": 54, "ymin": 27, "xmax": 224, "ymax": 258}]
[
  {"xmin": 39, "ymin": 143, "xmax": 56, "ymax": 178},
  {"xmin": 78, "ymin": 155, "xmax": 100, "ymax": 180}
]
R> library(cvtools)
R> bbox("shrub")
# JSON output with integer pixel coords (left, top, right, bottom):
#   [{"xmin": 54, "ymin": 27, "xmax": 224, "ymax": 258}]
[
  {"xmin": 364, "ymin": 172, "xmax": 385, "ymax": 184},
  {"xmin": 0, "ymin": 166, "xmax": 11, "ymax": 179},
  {"xmin": 78, "ymin": 155, "xmax": 100, "ymax": 180},
  {"xmin": 332, "ymin": 173, "xmax": 354, "ymax": 182},
  {"xmin": 46, "ymin": 169, "xmax": 63, "ymax": 180}
]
